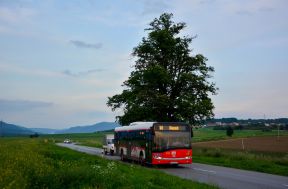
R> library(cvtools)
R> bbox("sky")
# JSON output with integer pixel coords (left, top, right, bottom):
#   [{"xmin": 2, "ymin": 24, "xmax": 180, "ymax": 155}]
[{"xmin": 0, "ymin": 0, "xmax": 287, "ymax": 129}]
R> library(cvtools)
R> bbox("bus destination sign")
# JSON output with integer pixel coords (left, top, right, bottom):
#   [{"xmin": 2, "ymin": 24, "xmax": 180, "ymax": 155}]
[{"xmin": 155, "ymin": 125, "xmax": 188, "ymax": 131}]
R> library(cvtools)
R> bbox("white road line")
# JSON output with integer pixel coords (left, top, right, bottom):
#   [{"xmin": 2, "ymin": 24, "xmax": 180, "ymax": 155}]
[
  {"xmin": 193, "ymin": 168, "xmax": 216, "ymax": 174},
  {"xmin": 283, "ymin": 184, "xmax": 288, "ymax": 187}
]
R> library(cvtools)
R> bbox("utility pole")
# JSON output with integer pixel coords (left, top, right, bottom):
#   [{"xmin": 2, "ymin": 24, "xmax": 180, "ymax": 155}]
[
  {"xmin": 277, "ymin": 124, "xmax": 280, "ymax": 140},
  {"xmin": 0, "ymin": 120, "xmax": 2, "ymax": 137}
]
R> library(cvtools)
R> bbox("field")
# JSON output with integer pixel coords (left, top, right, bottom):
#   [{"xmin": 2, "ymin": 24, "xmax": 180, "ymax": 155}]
[
  {"xmin": 0, "ymin": 138, "xmax": 217, "ymax": 189},
  {"xmin": 43, "ymin": 132, "xmax": 110, "ymax": 148},
  {"xmin": 46, "ymin": 127, "xmax": 288, "ymax": 148},
  {"xmin": 192, "ymin": 129, "xmax": 288, "ymax": 176},
  {"xmin": 40, "ymin": 128, "xmax": 288, "ymax": 176},
  {"xmin": 192, "ymin": 127, "xmax": 288, "ymax": 142},
  {"xmin": 193, "ymin": 136, "xmax": 288, "ymax": 153}
]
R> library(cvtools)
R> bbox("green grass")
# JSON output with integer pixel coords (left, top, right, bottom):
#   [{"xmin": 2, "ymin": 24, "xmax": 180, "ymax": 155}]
[
  {"xmin": 0, "ymin": 137, "xmax": 218, "ymax": 189},
  {"xmin": 192, "ymin": 147, "xmax": 288, "ymax": 176},
  {"xmin": 192, "ymin": 127, "xmax": 288, "ymax": 142}
]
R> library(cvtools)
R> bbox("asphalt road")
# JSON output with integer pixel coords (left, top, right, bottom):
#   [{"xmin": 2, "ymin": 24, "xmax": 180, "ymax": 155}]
[{"xmin": 57, "ymin": 143, "xmax": 288, "ymax": 189}]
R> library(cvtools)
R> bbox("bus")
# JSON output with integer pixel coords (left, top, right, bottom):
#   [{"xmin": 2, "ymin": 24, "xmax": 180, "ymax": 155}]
[{"xmin": 114, "ymin": 122, "xmax": 192, "ymax": 165}]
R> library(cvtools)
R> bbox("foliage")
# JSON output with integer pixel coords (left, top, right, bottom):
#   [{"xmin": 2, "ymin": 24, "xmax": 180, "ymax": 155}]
[
  {"xmin": 226, "ymin": 126, "xmax": 234, "ymax": 137},
  {"xmin": 206, "ymin": 118, "xmax": 288, "ymax": 130},
  {"xmin": 30, "ymin": 133, "xmax": 39, "ymax": 138},
  {"xmin": 0, "ymin": 138, "xmax": 218, "ymax": 189},
  {"xmin": 107, "ymin": 13, "xmax": 217, "ymax": 125}
]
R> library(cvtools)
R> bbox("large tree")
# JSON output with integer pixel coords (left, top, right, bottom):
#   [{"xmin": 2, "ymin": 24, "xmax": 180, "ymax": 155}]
[{"xmin": 107, "ymin": 13, "xmax": 217, "ymax": 125}]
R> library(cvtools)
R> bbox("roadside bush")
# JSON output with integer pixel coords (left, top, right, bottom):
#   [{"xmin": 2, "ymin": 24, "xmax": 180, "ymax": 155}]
[
  {"xmin": 226, "ymin": 126, "xmax": 234, "ymax": 137},
  {"xmin": 262, "ymin": 128, "xmax": 272, "ymax": 132}
]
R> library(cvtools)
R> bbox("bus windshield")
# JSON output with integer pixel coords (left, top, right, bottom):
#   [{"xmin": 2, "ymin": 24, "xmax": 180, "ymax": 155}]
[{"xmin": 153, "ymin": 131, "xmax": 191, "ymax": 151}]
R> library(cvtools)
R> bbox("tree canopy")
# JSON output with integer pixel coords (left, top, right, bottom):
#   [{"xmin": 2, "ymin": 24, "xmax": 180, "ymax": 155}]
[{"xmin": 107, "ymin": 13, "xmax": 217, "ymax": 125}]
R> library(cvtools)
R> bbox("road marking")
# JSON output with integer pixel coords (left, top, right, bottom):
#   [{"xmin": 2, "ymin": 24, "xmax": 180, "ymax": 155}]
[
  {"xmin": 283, "ymin": 184, "xmax": 288, "ymax": 187},
  {"xmin": 193, "ymin": 168, "xmax": 216, "ymax": 174}
]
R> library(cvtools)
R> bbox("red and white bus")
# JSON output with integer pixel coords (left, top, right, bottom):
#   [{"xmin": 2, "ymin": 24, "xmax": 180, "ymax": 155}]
[{"xmin": 114, "ymin": 122, "xmax": 192, "ymax": 165}]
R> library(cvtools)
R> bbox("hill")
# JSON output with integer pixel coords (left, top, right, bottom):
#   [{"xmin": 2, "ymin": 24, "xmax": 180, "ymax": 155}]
[
  {"xmin": 0, "ymin": 121, "xmax": 34, "ymax": 136},
  {"xmin": 30, "ymin": 128, "xmax": 59, "ymax": 134},
  {"xmin": 56, "ymin": 122, "xmax": 120, "ymax": 134}
]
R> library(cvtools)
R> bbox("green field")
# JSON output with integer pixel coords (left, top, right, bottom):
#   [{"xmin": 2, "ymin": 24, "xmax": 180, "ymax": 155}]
[
  {"xmin": 44, "ymin": 132, "xmax": 110, "ymax": 148},
  {"xmin": 192, "ymin": 127, "xmax": 288, "ymax": 142},
  {"xmin": 37, "ymin": 128, "xmax": 288, "ymax": 176},
  {"xmin": 0, "ymin": 138, "xmax": 218, "ymax": 189},
  {"xmin": 46, "ymin": 127, "xmax": 288, "ymax": 149},
  {"xmin": 43, "ymin": 128, "xmax": 288, "ymax": 176}
]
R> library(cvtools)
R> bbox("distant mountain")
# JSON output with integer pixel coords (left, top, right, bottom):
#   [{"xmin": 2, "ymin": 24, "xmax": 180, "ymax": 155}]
[
  {"xmin": 0, "ymin": 121, "xmax": 120, "ymax": 135},
  {"xmin": 57, "ymin": 122, "xmax": 120, "ymax": 134},
  {"xmin": 30, "ymin": 128, "xmax": 59, "ymax": 134},
  {"xmin": 0, "ymin": 121, "xmax": 34, "ymax": 136}
]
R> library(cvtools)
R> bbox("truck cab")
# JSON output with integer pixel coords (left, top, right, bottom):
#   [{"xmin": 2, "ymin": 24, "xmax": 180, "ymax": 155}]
[{"xmin": 103, "ymin": 134, "xmax": 115, "ymax": 155}]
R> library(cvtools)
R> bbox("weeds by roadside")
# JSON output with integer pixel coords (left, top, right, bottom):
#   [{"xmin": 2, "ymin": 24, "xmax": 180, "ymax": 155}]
[{"xmin": 0, "ymin": 138, "xmax": 218, "ymax": 189}]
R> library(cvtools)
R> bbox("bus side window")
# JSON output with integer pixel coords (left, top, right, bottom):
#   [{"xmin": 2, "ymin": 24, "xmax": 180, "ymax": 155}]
[{"xmin": 124, "ymin": 131, "xmax": 128, "ymax": 140}]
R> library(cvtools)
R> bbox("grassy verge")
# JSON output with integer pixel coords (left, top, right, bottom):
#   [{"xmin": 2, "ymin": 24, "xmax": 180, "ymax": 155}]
[
  {"xmin": 193, "ymin": 147, "xmax": 288, "ymax": 176},
  {"xmin": 0, "ymin": 138, "xmax": 218, "ymax": 189}
]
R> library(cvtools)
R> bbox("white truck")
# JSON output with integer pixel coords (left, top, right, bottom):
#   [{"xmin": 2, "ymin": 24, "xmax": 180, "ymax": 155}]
[{"xmin": 102, "ymin": 134, "xmax": 115, "ymax": 155}]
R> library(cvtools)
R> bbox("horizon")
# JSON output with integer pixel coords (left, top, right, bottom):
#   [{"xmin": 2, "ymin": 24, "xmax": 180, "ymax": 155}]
[
  {"xmin": 0, "ymin": 1, "xmax": 287, "ymax": 129},
  {"xmin": 1, "ymin": 117, "xmax": 288, "ymax": 130}
]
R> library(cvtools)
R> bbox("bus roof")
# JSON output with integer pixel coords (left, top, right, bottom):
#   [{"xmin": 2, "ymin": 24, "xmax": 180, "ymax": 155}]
[{"xmin": 114, "ymin": 122, "xmax": 155, "ymax": 132}]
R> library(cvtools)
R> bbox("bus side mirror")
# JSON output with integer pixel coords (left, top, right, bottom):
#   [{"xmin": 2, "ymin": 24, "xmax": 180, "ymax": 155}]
[
  {"xmin": 149, "ymin": 130, "xmax": 154, "ymax": 141},
  {"xmin": 191, "ymin": 127, "xmax": 193, "ymax": 138}
]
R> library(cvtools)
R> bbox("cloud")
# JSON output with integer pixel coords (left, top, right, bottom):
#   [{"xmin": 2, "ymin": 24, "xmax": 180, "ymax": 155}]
[
  {"xmin": 0, "ymin": 6, "xmax": 36, "ymax": 23},
  {"xmin": 199, "ymin": 0, "xmax": 216, "ymax": 5},
  {"xmin": 225, "ymin": 0, "xmax": 277, "ymax": 16},
  {"xmin": 141, "ymin": 0, "xmax": 170, "ymax": 15},
  {"xmin": 0, "ymin": 99, "xmax": 53, "ymax": 112},
  {"xmin": 62, "ymin": 69, "xmax": 105, "ymax": 77},
  {"xmin": 0, "ymin": 63, "xmax": 62, "ymax": 78},
  {"xmin": 70, "ymin": 40, "xmax": 103, "ymax": 49}
]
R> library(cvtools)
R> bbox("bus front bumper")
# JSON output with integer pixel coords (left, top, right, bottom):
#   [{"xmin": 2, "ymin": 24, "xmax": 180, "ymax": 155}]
[{"xmin": 152, "ymin": 156, "xmax": 192, "ymax": 165}]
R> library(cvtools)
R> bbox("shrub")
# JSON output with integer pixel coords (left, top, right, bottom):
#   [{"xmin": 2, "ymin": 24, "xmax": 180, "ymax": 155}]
[{"xmin": 226, "ymin": 126, "xmax": 234, "ymax": 137}]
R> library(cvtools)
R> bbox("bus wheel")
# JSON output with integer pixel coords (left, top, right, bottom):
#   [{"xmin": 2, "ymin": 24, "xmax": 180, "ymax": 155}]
[{"xmin": 139, "ymin": 152, "xmax": 144, "ymax": 166}]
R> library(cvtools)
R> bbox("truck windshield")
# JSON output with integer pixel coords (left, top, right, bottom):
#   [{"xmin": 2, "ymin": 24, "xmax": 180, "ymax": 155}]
[
  {"xmin": 153, "ymin": 131, "xmax": 191, "ymax": 151},
  {"xmin": 107, "ymin": 139, "xmax": 114, "ymax": 144}
]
